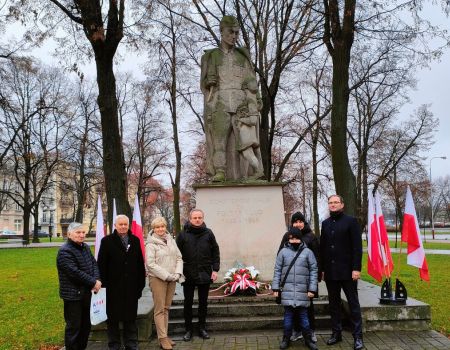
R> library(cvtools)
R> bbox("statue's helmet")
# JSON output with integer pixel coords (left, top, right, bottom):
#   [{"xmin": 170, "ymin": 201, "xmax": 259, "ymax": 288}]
[{"xmin": 220, "ymin": 15, "xmax": 239, "ymax": 31}]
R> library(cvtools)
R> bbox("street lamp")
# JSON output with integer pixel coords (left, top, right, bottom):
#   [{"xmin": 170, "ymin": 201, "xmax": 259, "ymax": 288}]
[{"xmin": 430, "ymin": 156, "xmax": 447, "ymax": 240}]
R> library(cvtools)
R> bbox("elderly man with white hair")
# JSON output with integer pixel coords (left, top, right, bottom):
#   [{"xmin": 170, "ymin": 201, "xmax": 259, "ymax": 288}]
[
  {"xmin": 57, "ymin": 222, "xmax": 101, "ymax": 350},
  {"xmin": 98, "ymin": 214, "xmax": 146, "ymax": 350}
]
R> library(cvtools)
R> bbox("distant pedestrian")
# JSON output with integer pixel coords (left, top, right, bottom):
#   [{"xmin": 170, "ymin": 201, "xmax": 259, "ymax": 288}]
[
  {"xmin": 272, "ymin": 228, "xmax": 318, "ymax": 350},
  {"xmin": 98, "ymin": 214, "xmax": 146, "ymax": 350},
  {"xmin": 57, "ymin": 222, "xmax": 101, "ymax": 350},
  {"xmin": 145, "ymin": 217, "xmax": 184, "ymax": 350},
  {"xmin": 319, "ymin": 195, "xmax": 364, "ymax": 350},
  {"xmin": 176, "ymin": 209, "xmax": 220, "ymax": 341}
]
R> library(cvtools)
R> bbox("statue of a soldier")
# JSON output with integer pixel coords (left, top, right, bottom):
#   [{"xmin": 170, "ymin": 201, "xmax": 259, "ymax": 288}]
[{"xmin": 201, "ymin": 16, "xmax": 264, "ymax": 182}]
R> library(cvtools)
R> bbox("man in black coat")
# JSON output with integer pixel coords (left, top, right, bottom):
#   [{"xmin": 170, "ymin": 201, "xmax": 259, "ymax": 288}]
[
  {"xmin": 98, "ymin": 215, "xmax": 146, "ymax": 350},
  {"xmin": 319, "ymin": 195, "xmax": 364, "ymax": 350},
  {"xmin": 57, "ymin": 222, "xmax": 101, "ymax": 350},
  {"xmin": 278, "ymin": 212, "xmax": 320, "ymax": 343},
  {"xmin": 176, "ymin": 209, "xmax": 220, "ymax": 341}
]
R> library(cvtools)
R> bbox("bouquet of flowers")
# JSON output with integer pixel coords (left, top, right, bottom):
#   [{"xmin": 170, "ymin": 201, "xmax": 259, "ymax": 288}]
[{"xmin": 223, "ymin": 266, "xmax": 261, "ymax": 296}]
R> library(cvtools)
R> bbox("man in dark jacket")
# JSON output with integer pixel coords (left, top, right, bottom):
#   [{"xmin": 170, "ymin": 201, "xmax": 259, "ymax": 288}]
[
  {"xmin": 320, "ymin": 195, "xmax": 364, "ymax": 350},
  {"xmin": 98, "ymin": 215, "xmax": 146, "ymax": 350},
  {"xmin": 176, "ymin": 209, "xmax": 220, "ymax": 341},
  {"xmin": 57, "ymin": 222, "xmax": 101, "ymax": 350},
  {"xmin": 278, "ymin": 212, "xmax": 320, "ymax": 343}
]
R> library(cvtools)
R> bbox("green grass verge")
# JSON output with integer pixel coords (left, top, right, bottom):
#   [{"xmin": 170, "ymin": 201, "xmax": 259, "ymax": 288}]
[
  {"xmin": 0, "ymin": 248, "xmax": 63, "ymax": 350},
  {"xmin": 362, "ymin": 240, "xmax": 450, "ymax": 250},
  {"xmin": 362, "ymin": 253, "xmax": 450, "ymax": 336}
]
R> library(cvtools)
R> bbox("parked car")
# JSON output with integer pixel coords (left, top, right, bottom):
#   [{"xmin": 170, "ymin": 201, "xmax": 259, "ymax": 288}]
[
  {"xmin": 0, "ymin": 229, "xmax": 17, "ymax": 239},
  {"xmin": 32, "ymin": 230, "xmax": 49, "ymax": 237}
]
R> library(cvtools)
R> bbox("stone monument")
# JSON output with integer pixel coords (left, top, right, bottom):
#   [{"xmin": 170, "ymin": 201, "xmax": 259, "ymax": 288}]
[
  {"xmin": 200, "ymin": 15, "xmax": 264, "ymax": 182},
  {"xmin": 196, "ymin": 16, "xmax": 286, "ymax": 281}
]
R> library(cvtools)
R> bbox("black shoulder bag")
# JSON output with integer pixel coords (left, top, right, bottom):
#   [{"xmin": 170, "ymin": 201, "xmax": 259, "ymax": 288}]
[{"xmin": 276, "ymin": 246, "xmax": 304, "ymax": 304}]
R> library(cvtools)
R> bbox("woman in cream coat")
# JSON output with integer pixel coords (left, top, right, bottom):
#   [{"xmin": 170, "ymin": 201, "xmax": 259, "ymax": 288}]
[{"xmin": 146, "ymin": 217, "xmax": 184, "ymax": 350}]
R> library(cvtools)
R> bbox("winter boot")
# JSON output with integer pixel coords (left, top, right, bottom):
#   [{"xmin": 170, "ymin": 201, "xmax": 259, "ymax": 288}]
[
  {"xmin": 280, "ymin": 335, "xmax": 290, "ymax": 349},
  {"xmin": 304, "ymin": 333, "xmax": 318, "ymax": 350}
]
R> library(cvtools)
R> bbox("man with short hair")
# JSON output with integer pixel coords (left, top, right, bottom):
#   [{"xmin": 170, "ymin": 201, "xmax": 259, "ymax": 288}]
[
  {"xmin": 98, "ymin": 214, "xmax": 146, "ymax": 350},
  {"xmin": 320, "ymin": 195, "xmax": 364, "ymax": 350},
  {"xmin": 176, "ymin": 209, "xmax": 220, "ymax": 341},
  {"xmin": 57, "ymin": 222, "xmax": 101, "ymax": 350}
]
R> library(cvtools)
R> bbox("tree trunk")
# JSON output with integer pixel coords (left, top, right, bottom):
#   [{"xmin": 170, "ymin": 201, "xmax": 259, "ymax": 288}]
[
  {"xmin": 95, "ymin": 54, "xmax": 131, "ymax": 226},
  {"xmin": 312, "ymin": 134, "xmax": 320, "ymax": 236}
]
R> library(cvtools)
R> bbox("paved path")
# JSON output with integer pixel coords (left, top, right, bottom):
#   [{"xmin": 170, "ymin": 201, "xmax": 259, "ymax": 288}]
[{"xmin": 85, "ymin": 330, "xmax": 450, "ymax": 349}]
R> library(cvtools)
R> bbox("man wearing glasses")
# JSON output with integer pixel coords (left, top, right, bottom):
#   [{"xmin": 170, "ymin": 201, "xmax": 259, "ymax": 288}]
[{"xmin": 319, "ymin": 195, "xmax": 364, "ymax": 350}]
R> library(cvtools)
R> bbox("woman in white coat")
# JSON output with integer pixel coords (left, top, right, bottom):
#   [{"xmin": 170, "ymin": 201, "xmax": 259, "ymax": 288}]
[{"xmin": 145, "ymin": 217, "xmax": 184, "ymax": 350}]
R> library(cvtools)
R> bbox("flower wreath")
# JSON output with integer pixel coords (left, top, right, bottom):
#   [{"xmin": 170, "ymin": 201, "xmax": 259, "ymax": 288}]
[{"xmin": 223, "ymin": 266, "xmax": 260, "ymax": 296}]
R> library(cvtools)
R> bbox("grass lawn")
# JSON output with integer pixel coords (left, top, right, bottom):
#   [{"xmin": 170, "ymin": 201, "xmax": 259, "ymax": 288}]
[
  {"xmin": 362, "ymin": 240, "xmax": 450, "ymax": 250},
  {"xmin": 0, "ymin": 248, "xmax": 65, "ymax": 350},
  {"xmin": 362, "ymin": 253, "xmax": 450, "ymax": 337},
  {"xmin": 0, "ymin": 248, "xmax": 448, "ymax": 349}
]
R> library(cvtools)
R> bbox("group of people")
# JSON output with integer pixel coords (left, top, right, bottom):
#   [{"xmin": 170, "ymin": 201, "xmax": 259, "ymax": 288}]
[
  {"xmin": 56, "ymin": 209, "xmax": 220, "ymax": 350},
  {"xmin": 272, "ymin": 195, "xmax": 364, "ymax": 350},
  {"xmin": 56, "ymin": 195, "xmax": 364, "ymax": 350}
]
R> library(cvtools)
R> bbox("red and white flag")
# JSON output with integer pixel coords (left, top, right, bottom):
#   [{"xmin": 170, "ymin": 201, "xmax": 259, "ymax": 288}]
[
  {"xmin": 375, "ymin": 191, "xmax": 394, "ymax": 277},
  {"xmin": 401, "ymin": 186, "xmax": 430, "ymax": 281},
  {"xmin": 94, "ymin": 195, "xmax": 105, "ymax": 260},
  {"xmin": 131, "ymin": 195, "xmax": 145, "ymax": 260},
  {"xmin": 112, "ymin": 198, "xmax": 117, "ymax": 233},
  {"xmin": 367, "ymin": 190, "xmax": 384, "ymax": 282}
]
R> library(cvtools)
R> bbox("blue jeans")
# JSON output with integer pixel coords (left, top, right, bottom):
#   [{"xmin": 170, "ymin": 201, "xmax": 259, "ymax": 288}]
[{"xmin": 283, "ymin": 306, "xmax": 311, "ymax": 337}]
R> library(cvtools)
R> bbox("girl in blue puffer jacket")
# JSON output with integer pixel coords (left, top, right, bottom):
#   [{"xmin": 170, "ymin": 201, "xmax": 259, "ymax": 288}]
[{"xmin": 272, "ymin": 228, "xmax": 319, "ymax": 350}]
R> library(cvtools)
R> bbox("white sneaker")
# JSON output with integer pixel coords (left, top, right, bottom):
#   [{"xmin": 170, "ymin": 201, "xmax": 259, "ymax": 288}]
[
  {"xmin": 290, "ymin": 331, "xmax": 303, "ymax": 341},
  {"xmin": 311, "ymin": 330, "xmax": 317, "ymax": 343}
]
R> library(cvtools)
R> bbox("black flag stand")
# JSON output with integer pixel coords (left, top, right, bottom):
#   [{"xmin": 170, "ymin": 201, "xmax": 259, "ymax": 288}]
[{"xmin": 380, "ymin": 277, "xmax": 407, "ymax": 305}]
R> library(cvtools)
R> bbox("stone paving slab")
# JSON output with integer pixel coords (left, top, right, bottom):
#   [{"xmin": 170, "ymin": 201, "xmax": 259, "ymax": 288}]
[{"xmin": 85, "ymin": 330, "xmax": 450, "ymax": 349}]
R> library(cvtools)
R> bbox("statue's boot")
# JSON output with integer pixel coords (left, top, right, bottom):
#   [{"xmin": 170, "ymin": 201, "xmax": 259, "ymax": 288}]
[{"xmin": 212, "ymin": 170, "xmax": 226, "ymax": 182}]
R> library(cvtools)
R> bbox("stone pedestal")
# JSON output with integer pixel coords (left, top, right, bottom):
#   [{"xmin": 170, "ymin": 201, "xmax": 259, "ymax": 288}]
[{"xmin": 194, "ymin": 183, "xmax": 286, "ymax": 281}]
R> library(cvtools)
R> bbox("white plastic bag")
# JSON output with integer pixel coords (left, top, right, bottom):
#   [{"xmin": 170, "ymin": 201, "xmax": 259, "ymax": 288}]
[{"xmin": 90, "ymin": 288, "xmax": 107, "ymax": 325}]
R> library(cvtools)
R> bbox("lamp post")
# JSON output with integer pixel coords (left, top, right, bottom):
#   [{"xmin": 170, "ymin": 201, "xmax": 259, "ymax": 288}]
[{"xmin": 430, "ymin": 156, "xmax": 446, "ymax": 240}]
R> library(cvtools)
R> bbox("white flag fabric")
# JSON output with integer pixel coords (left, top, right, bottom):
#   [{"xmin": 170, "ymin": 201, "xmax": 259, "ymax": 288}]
[
  {"xmin": 367, "ymin": 190, "xmax": 383, "ymax": 282},
  {"xmin": 112, "ymin": 198, "xmax": 117, "ymax": 232},
  {"xmin": 94, "ymin": 195, "xmax": 105, "ymax": 260}
]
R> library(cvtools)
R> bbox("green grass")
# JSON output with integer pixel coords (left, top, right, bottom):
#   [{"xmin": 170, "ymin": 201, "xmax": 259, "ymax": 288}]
[
  {"xmin": 362, "ymin": 253, "xmax": 450, "ymax": 336},
  {"xmin": 362, "ymin": 240, "xmax": 450, "ymax": 250},
  {"xmin": 0, "ymin": 248, "xmax": 63, "ymax": 350}
]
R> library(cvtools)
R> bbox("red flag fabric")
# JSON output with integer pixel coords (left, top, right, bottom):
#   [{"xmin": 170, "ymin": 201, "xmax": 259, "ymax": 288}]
[
  {"xmin": 367, "ymin": 191, "xmax": 384, "ymax": 282},
  {"xmin": 401, "ymin": 186, "xmax": 430, "ymax": 281},
  {"xmin": 131, "ymin": 195, "xmax": 145, "ymax": 260},
  {"xmin": 375, "ymin": 191, "xmax": 394, "ymax": 277}
]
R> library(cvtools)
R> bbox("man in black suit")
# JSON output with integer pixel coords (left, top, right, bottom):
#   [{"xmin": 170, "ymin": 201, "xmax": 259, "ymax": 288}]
[
  {"xmin": 319, "ymin": 195, "xmax": 364, "ymax": 350},
  {"xmin": 98, "ymin": 214, "xmax": 146, "ymax": 350}
]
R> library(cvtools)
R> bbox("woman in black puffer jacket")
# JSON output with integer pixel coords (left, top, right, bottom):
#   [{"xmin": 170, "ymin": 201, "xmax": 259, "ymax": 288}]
[{"xmin": 57, "ymin": 222, "xmax": 101, "ymax": 350}]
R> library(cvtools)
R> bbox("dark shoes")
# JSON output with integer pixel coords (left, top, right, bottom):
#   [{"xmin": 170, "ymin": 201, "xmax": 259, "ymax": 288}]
[
  {"xmin": 305, "ymin": 334, "xmax": 318, "ymax": 350},
  {"xmin": 279, "ymin": 335, "xmax": 290, "ymax": 349},
  {"xmin": 182, "ymin": 330, "xmax": 192, "ymax": 341},
  {"xmin": 354, "ymin": 337, "xmax": 364, "ymax": 350},
  {"xmin": 198, "ymin": 329, "xmax": 210, "ymax": 339},
  {"xmin": 326, "ymin": 332, "xmax": 342, "ymax": 345}
]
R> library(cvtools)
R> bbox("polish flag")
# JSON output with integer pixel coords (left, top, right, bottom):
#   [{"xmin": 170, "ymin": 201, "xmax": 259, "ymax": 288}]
[
  {"xmin": 131, "ymin": 195, "xmax": 145, "ymax": 260},
  {"xmin": 375, "ymin": 191, "xmax": 393, "ymax": 277},
  {"xmin": 367, "ymin": 191, "xmax": 384, "ymax": 282},
  {"xmin": 401, "ymin": 186, "xmax": 430, "ymax": 281},
  {"xmin": 94, "ymin": 195, "xmax": 104, "ymax": 260},
  {"xmin": 112, "ymin": 198, "xmax": 117, "ymax": 233}
]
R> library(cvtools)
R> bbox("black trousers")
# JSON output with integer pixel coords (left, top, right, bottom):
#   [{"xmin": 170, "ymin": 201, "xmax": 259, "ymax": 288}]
[
  {"xmin": 293, "ymin": 299, "xmax": 316, "ymax": 332},
  {"xmin": 106, "ymin": 319, "xmax": 138, "ymax": 350},
  {"xmin": 325, "ymin": 279, "xmax": 363, "ymax": 338},
  {"xmin": 183, "ymin": 282, "xmax": 210, "ymax": 331},
  {"xmin": 63, "ymin": 294, "xmax": 92, "ymax": 350}
]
